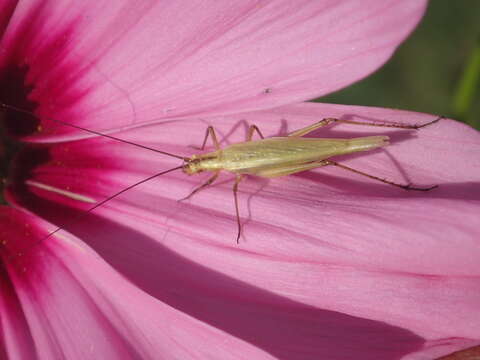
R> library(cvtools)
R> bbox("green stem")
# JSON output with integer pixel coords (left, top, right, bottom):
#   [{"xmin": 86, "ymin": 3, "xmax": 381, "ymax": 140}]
[{"xmin": 453, "ymin": 36, "xmax": 480, "ymax": 127}]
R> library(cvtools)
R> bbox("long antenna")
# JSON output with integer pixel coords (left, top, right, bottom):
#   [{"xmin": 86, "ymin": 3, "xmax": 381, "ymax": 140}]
[
  {"xmin": 6, "ymin": 164, "xmax": 184, "ymax": 262},
  {"xmin": 0, "ymin": 102, "xmax": 185, "ymax": 160}
]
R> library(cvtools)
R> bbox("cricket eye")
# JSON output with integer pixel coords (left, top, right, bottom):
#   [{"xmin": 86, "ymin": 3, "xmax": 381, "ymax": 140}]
[{"xmin": 182, "ymin": 164, "xmax": 195, "ymax": 175}]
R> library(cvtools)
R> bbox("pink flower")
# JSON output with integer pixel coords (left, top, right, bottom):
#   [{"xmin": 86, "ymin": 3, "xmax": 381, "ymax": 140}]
[{"xmin": 1, "ymin": 1, "xmax": 479, "ymax": 359}]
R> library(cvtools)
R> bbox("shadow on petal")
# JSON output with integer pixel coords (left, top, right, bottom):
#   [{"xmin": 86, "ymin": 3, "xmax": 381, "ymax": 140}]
[
  {"xmin": 294, "ymin": 170, "xmax": 480, "ymax": 201},
  {"xmin": 19, "ymin": 197, "xmax": 428, "ymax": 360}
]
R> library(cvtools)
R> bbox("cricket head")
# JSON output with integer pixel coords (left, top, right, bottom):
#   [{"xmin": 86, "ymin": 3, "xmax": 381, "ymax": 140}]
[{"xmin": 182, "ymin": 156, "xmax": 202, "ymax": 175}]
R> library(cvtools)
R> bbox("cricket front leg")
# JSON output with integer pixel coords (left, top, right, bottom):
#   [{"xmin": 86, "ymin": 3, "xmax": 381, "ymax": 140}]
[
  {"xmin": 196, "ymin": 126, "xmax": 221, "ymax": 150},
  {"xmin": 180, "ymin": 171, "xmax": 220, "ymax": 201}
]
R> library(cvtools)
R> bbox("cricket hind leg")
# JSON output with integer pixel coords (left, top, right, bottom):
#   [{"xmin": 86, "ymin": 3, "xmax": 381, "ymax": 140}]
[
  {"xmin": 255, "ymin": 160, "xmax": 331, "ymax": 178},
  {"xmin": 329, "ymin": 116, "xmax": 443, "ymax": 130},
  {"xmin": 288, "ymin": 118, "xmax": 336, "ymax": 137},
  {"xmin": 179, "ymin": 171, "xmax": 220, "ymax": 201},
  {"xmin": 324, "ymin": 160, "xmax": 438, "ymax": 191},
  {"xmin": 256, "ymin": 159, "xmax": 438, "ymax": 190},
  {"xmin": 288, "ymin": 116, "xmax": 443, "ymax": 137}
]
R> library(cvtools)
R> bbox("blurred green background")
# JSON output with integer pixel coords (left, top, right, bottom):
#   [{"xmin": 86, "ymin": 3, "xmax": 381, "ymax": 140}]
[{"xmin": 316, "ymin": 0, "xmax": 480, "ymax": 129}]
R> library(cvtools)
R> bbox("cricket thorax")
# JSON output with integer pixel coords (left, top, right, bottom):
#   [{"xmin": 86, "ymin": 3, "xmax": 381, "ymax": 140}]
[{"xmin": 182, "ymin": 152, "xmax": 223, "ymax": 175}]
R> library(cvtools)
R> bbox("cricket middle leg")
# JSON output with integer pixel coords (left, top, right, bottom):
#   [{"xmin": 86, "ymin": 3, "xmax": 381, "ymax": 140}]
[
  {"xmin": 233, "ymin": 174, "xmax": 244, "ymax": 243},
  {"xmin": 247, "ymin": 125, "xmax": 265, "ymax": 141}
]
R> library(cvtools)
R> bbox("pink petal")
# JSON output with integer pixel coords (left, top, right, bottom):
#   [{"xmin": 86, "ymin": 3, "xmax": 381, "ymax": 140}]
[
  {"xmin": 1, "ymin": 207, "xmax": 273, "ymax": 359},
  {"xmin": 0, "ymin": 1, "xmax": 16, "ymax": 33},
  {"xmin": 1, "ymin": 0, "xmax": 427, "ymax": 141},
  {"xmin": 8, "ymin": 103, "xmax": 480, "ymax": 358},
  {"xmin": 0, "ymin": 241, "xmax": 37, "ymax": 359}
]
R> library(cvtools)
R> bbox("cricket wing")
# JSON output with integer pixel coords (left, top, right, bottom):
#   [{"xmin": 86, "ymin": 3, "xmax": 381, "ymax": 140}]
[{"xmin": 220, "ymin": 136, "xmax": 389, "ymax": 175}]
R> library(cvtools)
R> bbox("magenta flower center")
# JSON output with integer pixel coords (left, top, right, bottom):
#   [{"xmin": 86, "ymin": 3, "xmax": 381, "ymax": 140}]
[
  {"xmin": 0, "ymin": 65, "xmax": 40, "ymax": 136},
  {"xmin": 0, "ymin": 65, "xmax": 50, "ymax": 206}
]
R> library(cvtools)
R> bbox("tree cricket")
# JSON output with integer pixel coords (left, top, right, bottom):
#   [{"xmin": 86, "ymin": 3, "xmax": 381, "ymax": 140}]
[
  {"xmin": 180, "ymin": 117, "xmax": 440, "ymax": 242},
  {"xmin": 0, "ymin": 103, "xmax": 440, "ymax": 245}
]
